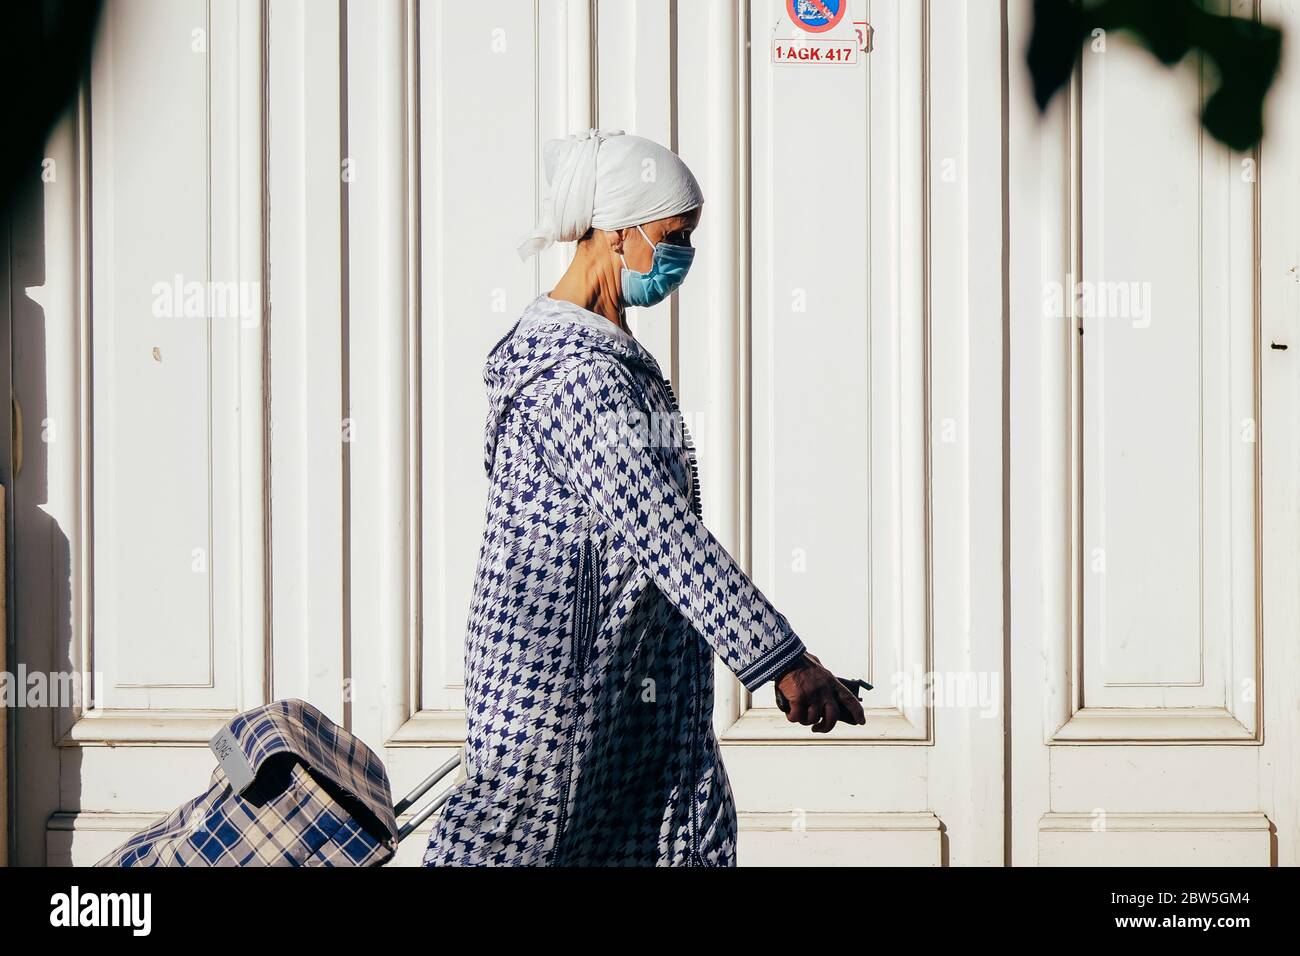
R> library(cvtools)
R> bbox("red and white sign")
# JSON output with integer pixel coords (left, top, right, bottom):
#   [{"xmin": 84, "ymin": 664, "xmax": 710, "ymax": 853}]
[
  {"xmin": 772, "ymin": 37, "xmax": 859, "ymax": 65},
  {"xmin": 786, "ymin": 0, "xmax": 848, "ymax": 34}
]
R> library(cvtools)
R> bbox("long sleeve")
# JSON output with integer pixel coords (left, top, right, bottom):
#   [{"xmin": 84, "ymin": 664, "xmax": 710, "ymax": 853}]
[{"xmin": 534, "ymin": 356, "xmax": 806, "ymax": 691}]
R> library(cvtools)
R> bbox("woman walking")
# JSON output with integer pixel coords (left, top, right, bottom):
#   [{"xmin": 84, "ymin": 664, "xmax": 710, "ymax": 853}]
[{"xmin": 422, "ymin": 129, "xmax": 864, "ymax": 868}]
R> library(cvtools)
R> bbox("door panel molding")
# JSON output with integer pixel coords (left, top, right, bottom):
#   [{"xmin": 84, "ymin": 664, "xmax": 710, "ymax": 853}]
[
  {"xmin": 1038, "ymin": 811, "xmax": 1272, "ymax": 866},
  {"xmin": 390, "ymin": 0, "xmax": 589, "ymax": 747},
  {"xmin": 738, "ymin": 810, "xmax": 944, "ymax": 866},
  {"xmin": 48, "ymin": 0, "xmax": 269, "ymax": 748},
  {"xmin": 1026, "ymin": 9, "xmax": 1262, "ymax": 747},
  {"xmin": 731, "ymin": 0, "xmax": 931, "ymax": 745}
]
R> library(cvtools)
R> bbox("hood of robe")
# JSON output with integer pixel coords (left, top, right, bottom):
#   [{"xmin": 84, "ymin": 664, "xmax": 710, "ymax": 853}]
[{"xmin": 481, "ymin": 293, "xmax": 662, "ymax": 474}]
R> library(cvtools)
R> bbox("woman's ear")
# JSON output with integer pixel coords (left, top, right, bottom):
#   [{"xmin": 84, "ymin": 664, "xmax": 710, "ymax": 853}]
[{"xmin": 605, "ymin": 228, "xmax": 626, "ymax": 255}]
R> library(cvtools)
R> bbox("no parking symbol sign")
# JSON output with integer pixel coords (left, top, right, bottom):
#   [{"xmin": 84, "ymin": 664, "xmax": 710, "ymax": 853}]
[
  {"xmin": 774, "ymin": 0, "xmax": 873, "ymax": 66},
  {"xmin": 787, "ymin": 0, "xmax": 848, "ymax": 32}
]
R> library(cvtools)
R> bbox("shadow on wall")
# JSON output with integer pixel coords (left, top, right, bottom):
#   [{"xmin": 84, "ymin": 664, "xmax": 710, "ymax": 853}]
[
  {"xmin": 8, "ymin": 130, "xmax": 85, "ymax": 867},
  {"xmin": 1, "ymin": 0, "xmax": 104, "ymax": 219},
  {"xmin": 4, "ymin": 0, "xmax": 102, "ymax": 866}
]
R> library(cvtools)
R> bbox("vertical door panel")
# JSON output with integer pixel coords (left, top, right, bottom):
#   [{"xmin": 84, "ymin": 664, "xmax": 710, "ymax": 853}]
[
  {"xmin": 745, "ymin": 0, "xmax": 928, "ymax": 742},
  {"xmin": 1079, "ymin": 31, "xmax": 1257, "ymax": 716},
  {"xmin": 417, "ymin": 0, "xmax": 573, "ymax": 720},
  {"xmin": 90, "ymin": 0, "xmax": 242, "ymax": 702}
]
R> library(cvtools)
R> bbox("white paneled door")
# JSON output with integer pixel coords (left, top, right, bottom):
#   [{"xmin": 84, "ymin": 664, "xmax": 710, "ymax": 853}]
[
  {"xmin": 1008, "ymin": 0, "xmax": 1299, "ymax": 865},
  {"xmin": 11, "ymin": 0, "xmax": 266, "ymax": 865},
  {"xmin": 7, "ymin": 0, "xmax": 1299, "ymax": 867}
]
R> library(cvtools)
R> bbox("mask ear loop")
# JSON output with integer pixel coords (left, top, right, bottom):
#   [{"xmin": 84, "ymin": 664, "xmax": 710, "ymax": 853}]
[
  {"xmin": 616, "ymin": 231, "xmax": 631, "ymax": 310},
  {"xmin": 620, "ymin": 224, "xmax": 656, "ymax": 274},
  {"xmin": 635, "ymin": 223, "xmax": 656, "ymax": 255}
]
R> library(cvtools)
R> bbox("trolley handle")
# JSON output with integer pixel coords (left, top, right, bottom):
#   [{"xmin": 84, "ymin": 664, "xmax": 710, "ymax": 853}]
[{"xmin": 395, "ymin": 752, "xmax": 462, "ymax": 843}]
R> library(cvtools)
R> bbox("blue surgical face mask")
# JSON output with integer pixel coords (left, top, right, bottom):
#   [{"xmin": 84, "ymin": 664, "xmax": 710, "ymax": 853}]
[{"xmin": 620, "ymin": 224, "xmax": 696, "ymax": 308}]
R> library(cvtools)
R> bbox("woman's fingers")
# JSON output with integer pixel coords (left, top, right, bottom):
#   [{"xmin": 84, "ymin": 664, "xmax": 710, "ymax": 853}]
[
  {"xmin": 812, "ymin": 699, "xmax": 838, "ymax": 733},
  {"xmin": 837, "ymin": 685, "xmax": 867, "ymax": 725},
  {"xmin": 781, "ymin": 658, "xmax": 868, "ymax": 731},
  {"xmin": 786, "ymin": 694, "xmax": 814, "ymax": 725}
]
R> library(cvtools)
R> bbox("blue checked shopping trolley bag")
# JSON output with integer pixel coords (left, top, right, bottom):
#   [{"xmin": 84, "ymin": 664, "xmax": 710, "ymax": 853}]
[{"xmin": 95, "ymin": 698, "xmax": 463, "ymax": 867}]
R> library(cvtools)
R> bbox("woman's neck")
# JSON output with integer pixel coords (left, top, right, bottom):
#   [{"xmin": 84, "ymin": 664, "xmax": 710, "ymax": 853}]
[{"xmin": 547, "ymin": 243, "xmax": 630, "ymax": 333}]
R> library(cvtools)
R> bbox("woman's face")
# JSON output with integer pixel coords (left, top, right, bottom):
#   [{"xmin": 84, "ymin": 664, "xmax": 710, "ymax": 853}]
[{"xmin": 618, "ymin": 206, "xmax": 703, "ymax": 274}]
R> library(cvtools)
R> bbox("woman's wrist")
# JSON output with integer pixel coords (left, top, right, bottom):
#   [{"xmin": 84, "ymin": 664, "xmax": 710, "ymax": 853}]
[{"xmin": 774, "ymin": 653, "xmax": 811, "ymax": 687}]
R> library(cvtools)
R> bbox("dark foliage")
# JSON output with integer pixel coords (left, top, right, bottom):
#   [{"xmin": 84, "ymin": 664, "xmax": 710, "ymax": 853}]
[{"xmin": 1028, "ymin": 0, "xmax": 1282, "ymax": 150}]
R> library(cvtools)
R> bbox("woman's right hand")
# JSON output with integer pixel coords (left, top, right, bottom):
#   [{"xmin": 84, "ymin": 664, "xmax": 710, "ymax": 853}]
[{"xmin": 775, "ymin": 653, "xmax": 866, "ymax": 733}]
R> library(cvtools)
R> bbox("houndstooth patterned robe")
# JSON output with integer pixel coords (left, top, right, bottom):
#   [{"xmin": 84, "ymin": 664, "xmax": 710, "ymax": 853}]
[{"xmin": 421, "ymin": 293, "xmax": 806, "ymax": 867}]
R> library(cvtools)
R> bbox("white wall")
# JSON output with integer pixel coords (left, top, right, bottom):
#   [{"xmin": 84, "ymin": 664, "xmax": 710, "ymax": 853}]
[{"xmin": 8, "ymin": 0, "xmax": 1299, "ymax": 867}]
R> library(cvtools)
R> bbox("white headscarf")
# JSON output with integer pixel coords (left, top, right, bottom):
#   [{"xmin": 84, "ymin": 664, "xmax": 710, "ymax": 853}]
[{"xmin": 516, "ymin": 128, "xmax": 704, "ymax": 261}]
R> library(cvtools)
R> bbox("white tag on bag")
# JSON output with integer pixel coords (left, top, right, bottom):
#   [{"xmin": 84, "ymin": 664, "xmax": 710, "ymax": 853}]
[{"xmin": 209, "ymin": 727, "xmax": 257, "ymax": 793}]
